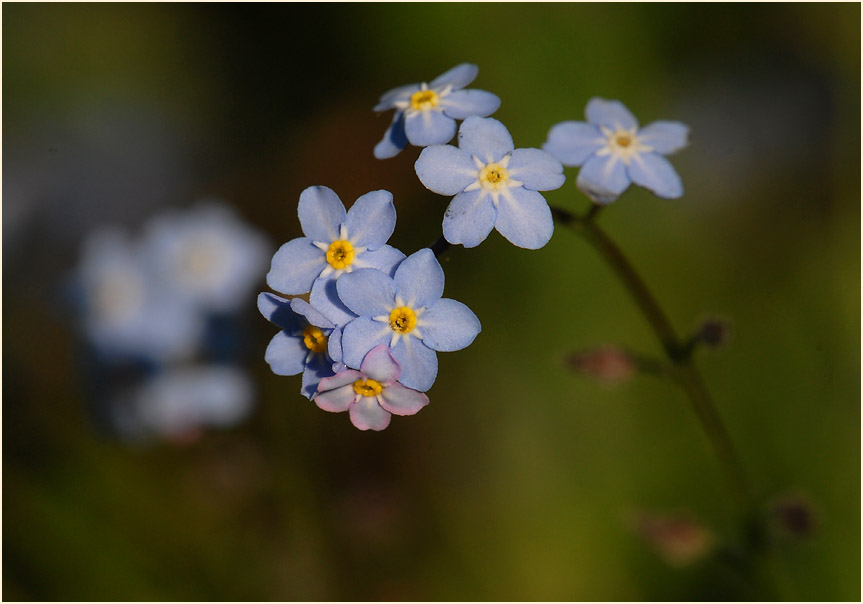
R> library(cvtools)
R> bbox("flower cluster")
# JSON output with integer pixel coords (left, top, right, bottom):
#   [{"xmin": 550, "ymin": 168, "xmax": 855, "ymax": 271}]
[
  {"xmin": 261, "ymin": 64, "xmax": 689, "ymax": 431},
  {"xmin": 72, "ymin": 201, "xmax": 270, "ymax": 441},
  {"xmin": 260, "ymin": 187, "xmax": 481, "ymax": 429}
]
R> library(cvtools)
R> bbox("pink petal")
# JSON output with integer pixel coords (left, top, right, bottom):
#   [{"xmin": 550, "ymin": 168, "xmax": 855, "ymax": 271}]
[
  {"xmin": 349, "ymin": 397, "xmax": 392, "ymax": 431},
  {"xmin": 359, "ymin": 344, "xmax": 401, "ymax": 385},
  {"xmin": 378, "ymin": 382, "xmax": 429, "ymax": 416},
  {"xmin": 318, "ymin": 369, "xmax": 363, "ymax": 393},
  {"xmin": 315, "ymin": 384, "xmax": 357, "ymax": 413}
]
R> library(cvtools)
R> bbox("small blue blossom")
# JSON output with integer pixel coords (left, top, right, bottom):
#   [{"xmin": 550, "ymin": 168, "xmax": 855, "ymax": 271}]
[
  {"xmin": 374, "ymin": 63, "xmax": 501, "ymax": 159},
  {"xmin": 337, "ymin": 249, "xmax": 481, "ymax": 392},
  {"xmin": 141, "ymin": 201, "xmax": 271, "ymax": 314},
  {"xmin": 75, "ymin": 226, "xmax": 204, "ymax": 363},
  {"xmin": 115, "ymin": 364, "xmax": 254, "ymax": 442},
  {"xmin": 258, "ymin": 292, "xmax": 344, "ymax": 399},
  {"xmin": 415, "ymin": 116, "xmax": 565, "ymax": 249},
  {"xmin": 543, "ymin": 97, "xmax": 690, "ymax": 204},
  {"xmin": 267, "ymin": 186, "xmax": 405, "ymax": 325}
]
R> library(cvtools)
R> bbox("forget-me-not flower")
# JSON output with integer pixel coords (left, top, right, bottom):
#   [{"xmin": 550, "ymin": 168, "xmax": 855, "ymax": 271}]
[
  {"xmin": 374, "ymin": 63, "xmax": 501, "ymax": 159},
  {"xmin": 267, "ymin": 186, "xmax": 405, "ymax": 325},
  {"xmin": 258, "ymin": 292, "xmax": 344, "ymax": 399},
  {"xmin": 415, "ymin": 116, "xmax": 565, "ymax": 249},
  {"xmin": 119, "ymin": 364, "xmax": 254, "ymax": 441},
  {"xmin": 316, "ymin": 345, "xmax": 429, "ymax": 431},
  {"xmin": 75, "ymin": 227, "xmax": 204, "ymax": 363},
  {"xmin": 543, "ymin": 97, "xmax": 690, "ymax": 204},
  {"xmin": 338, "ymin": 249, "xmax": 481, "ymax": 392},
  {"xmin": 141, "ymin": 202, "xmax": 271, "ymax": 314}
]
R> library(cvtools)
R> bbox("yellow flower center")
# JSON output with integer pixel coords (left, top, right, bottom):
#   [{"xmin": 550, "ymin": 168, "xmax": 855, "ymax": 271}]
[
  {"xmin": 479, "ymin": 162, "xmax": 509, "ymax": 190},
  {"xmin": 353, "ymin": 378, "xmax": 383, "ymax": 397},
  {"xmin": 615, "ymin": 133, "xmax": 633, "ymax": 148},
  {"xmin": 410, "ymin": 89, "xmax": 439, "ymax": 111},
  {"xmin": 326, "ymin": 240, "xmax": 355, "ymax": 270},
  {"xmin": 389, "ymin": 306, "xmax": 417, "ymax": 334},
  {"xmin": 302, "ymin": 325, "xmax": 328, "ymax": 354}
]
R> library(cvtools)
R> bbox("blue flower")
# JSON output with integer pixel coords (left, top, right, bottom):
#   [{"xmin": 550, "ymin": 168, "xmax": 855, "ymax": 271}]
[
  {"xmin": 75, "ymin": 226, "xmax": 204, "ymax": 363},
  {"xmin": 415, "ymin": 116, "xmax": 565, "ymax": 249},
  {"xmin": 257, "ymin": 292, "xmax": 344, "ymax": 399},
  {"xmin": 374, "ymin": 63, "xmax": 501, "ymax": 159},
  {"xmin": 141, "ymin": 201, "xmax": 271, "ymax": 314},
  {"xmin": 337, "ymin": 249, "xmax": 481, "ymax": 392},
  {"xmin": 543, "ymin": 97, "xmax": 690, "ymax": 204},
  {"xmin": 118, "ymin": 364, "xmax": 254, "ymax": 441},
  {"xmin": 267, "ymin": 186, "xmax": 405, "ymax": 325}
]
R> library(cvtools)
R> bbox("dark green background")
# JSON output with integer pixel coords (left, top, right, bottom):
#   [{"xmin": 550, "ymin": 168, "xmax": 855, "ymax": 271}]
[{"xmin": 4, "ymin": 3, "xmax": 860, "ymax": 600}]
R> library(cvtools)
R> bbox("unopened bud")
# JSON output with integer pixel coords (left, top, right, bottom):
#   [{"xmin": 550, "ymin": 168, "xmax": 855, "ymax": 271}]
[
  {"xmin": 698, "ymin": 318, "xmax": 731, "ymax": 349},
  {"xmin": 769, "ymin": 493, "xmax": 817, "ymax": 539},
  {"xmin": 566, "ymin": 346, "xmax": 636, "ymax": 383},
  {"xmin": 632, "ymin": 511, "xmax": 714, "ymax": 567}
]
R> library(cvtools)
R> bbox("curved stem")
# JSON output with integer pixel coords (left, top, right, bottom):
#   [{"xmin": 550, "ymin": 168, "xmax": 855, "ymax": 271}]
[{"xmin": 553, "ymin": 204, "xmax": 753, "ymax": 510}]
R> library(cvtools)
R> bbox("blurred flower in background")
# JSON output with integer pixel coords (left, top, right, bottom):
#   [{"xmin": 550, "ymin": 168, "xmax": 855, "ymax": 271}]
[{"xmin": 69, "ymin": 200, "xmax": 271, "ymax": 442}]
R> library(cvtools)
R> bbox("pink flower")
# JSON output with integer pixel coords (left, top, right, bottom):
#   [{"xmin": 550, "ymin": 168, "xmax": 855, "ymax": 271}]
[{"xmin": 314, "ymin": 344, "xmax": 429, "ymax": 431}]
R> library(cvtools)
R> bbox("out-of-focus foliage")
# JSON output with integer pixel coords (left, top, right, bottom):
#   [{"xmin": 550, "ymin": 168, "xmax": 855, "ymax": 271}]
[{"xmin": 3, "ymin": 3, "xmax": 859, "ymax": 601}]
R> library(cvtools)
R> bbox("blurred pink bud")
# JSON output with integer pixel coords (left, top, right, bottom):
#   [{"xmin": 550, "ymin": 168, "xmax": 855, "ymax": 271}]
[
  {"xmin": 698, "ymin": 317, "xmax": 732, "ymax": 349},
  {"xmin": 566, "ymin": 346, "xmax": 636, "ymax": 383},
  {"xmin": 633, "ymin": 511, "xmax": 714, "ymax": 567}
]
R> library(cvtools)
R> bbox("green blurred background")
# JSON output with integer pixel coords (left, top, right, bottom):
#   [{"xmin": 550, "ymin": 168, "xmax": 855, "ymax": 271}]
[{"xmin": 3, "ymin": 3, "xmax": 860, "ymax": 600}]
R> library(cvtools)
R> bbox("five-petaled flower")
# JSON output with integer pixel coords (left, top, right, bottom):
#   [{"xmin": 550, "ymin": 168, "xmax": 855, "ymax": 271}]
[
  {"xmin": 315, "ymin": 345, "xmax": 429, "ymax": 431},
  {"xmin": 543, "ymin": 97, "xmax": 689, "ymax": 204},
  {"xmin": 267, "ymin": 186, "xmax": 405, "ymax": 326},
  {"xmin": 337, "ymin": 249, "xmax": 481, "ymax": 392},
  {"xmin": 374, "ymin": 63, "xmax": 501, "ymax": 159},
  {"xmin": 415, "ymin": 116, "xmax": 565, "ymax": 249},
  {"xmin": 258, "ymin": 293, "xmax": 344, "ymax": 399}
]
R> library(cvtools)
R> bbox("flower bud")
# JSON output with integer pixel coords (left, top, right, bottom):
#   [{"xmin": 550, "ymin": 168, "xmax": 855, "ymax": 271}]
[
  {"xmin": 566, "ymin": 346, "xmax": 636, "ymax": 383},
  {"xmin": 769, "ymin": 493, "xmax": 817, "ymax": 539},
  {"xmin": 698, "ymin": 318, "xmax": 732, "ymax": 349},
  {"xmin": 632, "ymin": 511, "xmax": 714, "ymax": 567}
]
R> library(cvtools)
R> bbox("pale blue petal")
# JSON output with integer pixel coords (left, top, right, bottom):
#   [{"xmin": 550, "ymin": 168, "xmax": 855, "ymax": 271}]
[
  {"xmin": 458, "ymin": 116, "xmax": 514, "ymax": 163},
  {"xmin": 341, "ymin": 316, "xmax": 391, "ymax": 370},
  {"xmin": 264, "ymin": 331, "xmax": 306, "ymax": 376},
  {"xmin": 429, "ymin": 63, "xmax": 478, "ymax": 90},
  {"xmin": 637, "ymin": 121, "xmax": 690, "ymax": 155},
  {"xmin": 302, "ymin": 355, "xmax": 335, "ymax": 400},
  {"xmin": 374, "ymin": 84, "xmax": 419, "ymax": 112},
  {"xmin": 378, "ymin": 382, "xmax": 429, "ymax": 417},
  {"xmin": 394, "ymin": 249, "xmax": 444, "ymax": 309},
  {"xmin": 543, "ymin": 121, "xmax": 606, "ymax": 166},
  {"xmin": 391, "ymin": 337, "xmax": 438, "ymax": 392},
  {"xmin": 442, "ymin": 189, "xmax": 497, "ymax": 248},
  {"xmin": 328, "ymin": 326, "xmax": 343, "ymax": 365},
  {"xmin": 404, "ymin": 110, "xmax": 457, "ymax": 147},
  {"xmin": 415, "ymin": 144, "xmax": 477, "ymax": 195},
  {"xmin": 266, "ymin": 237, "xmax": 325, "ymax": 295},
  {"xmin": 360, "ymin": 344, "xmax": 401, "ymax": 385},
  {"xmin": 315, "ymin": 383, "xmax": 357, "ymax": 413},
  {"xmin": 297, "ymin": 186, "xmax": 346, "ymax": 242},
  {"xmin": 258, "ymin": 292, "xmax": 302, "ymax": 331},
  {"xmin": 349, "ymin": 397, "xmax": 391, "ymax": 431},
  {"xmin": 336, "ymin": 268, "xmax": 396, "ymax": 318},
  {"xmin": 440, "ymin": 89, "xmax": 501, "ymax": 119},
  {"xmin": 345, "ymin": 189, "xmax": 396, "ymax": 249},
  {"xmin": 585, "ymin": 98, "xmax": 639, "ymax": 130},
  {"xmin": 494, "ymin": 187, "xmax": 554, "ymax": 249},
  {"xmin": 352, "ymin": 244, "xmax": 406, "ymax": 277},
  {"xmin": 310, "ymin": 278, "xmax": 357, "ymax": 328},
  {"xmin": 419, "ymin": 298, "xmax": 481, "ymax": 352},
  {"xmin": 576, "ymin": 153, "xmax": 631, "ymax": 205},
  {"xmin": 627, "ymin": 152, "xmax": 684, "ymax": 199},
  {"xmin": 506, "ymin": 148, "xmax": 565, "ymax": 191},
  {"xmin": 290, "ymin": 298, "xmax": 335, "ymax": 330},
  {"xmin": 374, "ymin": 111, "xmax": 409, "ymax": 159}
]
